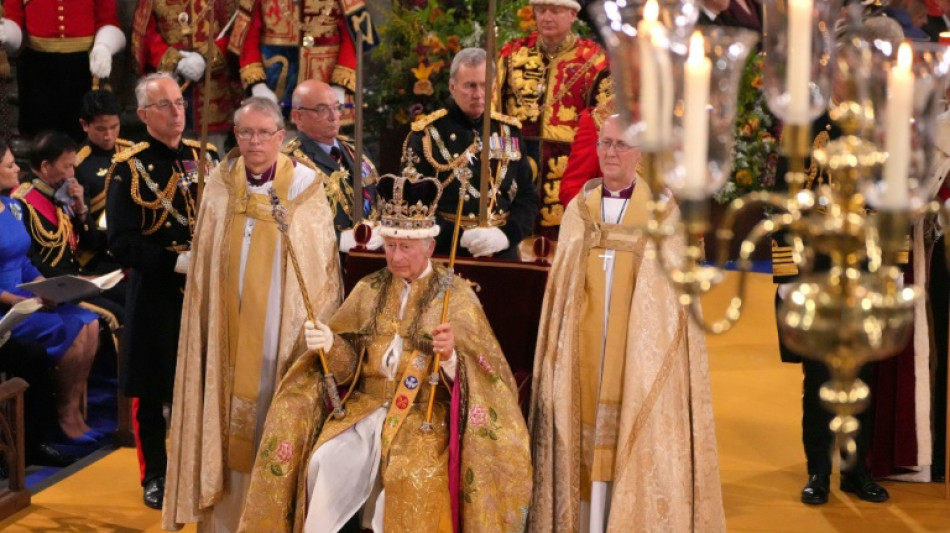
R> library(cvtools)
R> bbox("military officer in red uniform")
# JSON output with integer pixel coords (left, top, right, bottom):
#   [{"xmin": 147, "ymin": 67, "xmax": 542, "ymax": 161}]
[
  {"xmin": 0, "ymin": 0, "xmax": 125, "ymax": 140},
  {"xmin": 495, "ymin": 0, "xmax": 610, "ymax": 241},
  {"xmin": 226, "ymin": 0, "xmax": 376, "ymax": 124},
  {"xmin": 130, "ymin": 0, "xmax": 243, "ymax": 149}
]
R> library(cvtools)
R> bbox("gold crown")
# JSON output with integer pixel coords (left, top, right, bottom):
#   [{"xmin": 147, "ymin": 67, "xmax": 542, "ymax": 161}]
[{"xmin": 377, "ymin": 152, "xmax": 443, "ymax": 239}]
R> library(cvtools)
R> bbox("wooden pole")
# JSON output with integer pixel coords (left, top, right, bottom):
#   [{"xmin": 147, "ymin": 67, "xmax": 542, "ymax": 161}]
[
  {"xmin": 194, "ymin": 6, "xmax": 215, "ymax": 207},
  {"xmin": 352, "ymin": 25, "xmax": 365, "ymax": 224},
  {"xmin": 478, "ymin": 0, "xmax": 496, "ymax": 227}
]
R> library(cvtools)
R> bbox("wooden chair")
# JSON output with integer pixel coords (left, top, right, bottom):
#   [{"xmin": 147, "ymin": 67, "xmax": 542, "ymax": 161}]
[{"xmin": 0, "ymin": 377, "xmax": 32, "ymax": 520}]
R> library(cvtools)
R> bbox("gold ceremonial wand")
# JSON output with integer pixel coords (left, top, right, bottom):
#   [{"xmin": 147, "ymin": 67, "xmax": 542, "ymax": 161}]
[
  {"xmin": 421, "ymin": 174, "xmax": 468, "ymax": 430},
  {"xmin": 269, "ymin": 188, "xmax": 346, "ymax": 419}
]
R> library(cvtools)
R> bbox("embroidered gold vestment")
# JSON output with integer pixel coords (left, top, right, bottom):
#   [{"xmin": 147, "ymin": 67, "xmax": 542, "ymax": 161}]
[
  {"xmin": 162, "ymin": 151, "xmax": 342, "ymax": 530},
  {"xmin": 238, "ymin": 265, "xmax": 532, "ymax": 532},
  {"xmin": 528, "ymin": 180, "xmax": 725, "ymax": 532}
]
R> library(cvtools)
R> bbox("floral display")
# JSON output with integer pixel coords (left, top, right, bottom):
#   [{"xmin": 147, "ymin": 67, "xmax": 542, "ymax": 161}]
[{"xmin": 715, "ymin": 52, "xmax": 780, "ymax": 205}]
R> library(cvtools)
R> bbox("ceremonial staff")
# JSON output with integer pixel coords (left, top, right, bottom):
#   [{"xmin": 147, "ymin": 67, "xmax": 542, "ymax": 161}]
[
  {"xmin": 269, "ymin": 188, "xmax": 346, "ymax": 419},
  {"xmin": 422, "ymin": 173, "xmax": 468, "ymax": 430},
  {"xmin": 352, "ymin": 24, "xmax": 364, "ymax": 225},
  {"xmin": 478, "ymin": 0, "xmax": 497, "ymax": 226},
  {"xmin": 193, "ymin": 4, "xmax": 217, "ymax": 207}
]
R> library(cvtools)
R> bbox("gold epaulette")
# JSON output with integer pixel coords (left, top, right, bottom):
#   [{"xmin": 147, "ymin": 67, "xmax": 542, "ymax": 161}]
[
  {"xmin": 281, "ymin": 138, "xmax": 300, "ymax": 154},
  {"xmin": 10, "ymin": 182, "xmax": 32, "ymax": 201},
  {"xmin": 182, "ymin": 138, "xmax": 218, "ymax": 152},
  {"xmin": 115, "ymin": 138, "xmax": 134, "ymax": 148},
  {"xmin": 74, "ymin": 145, "xmax": 92, "ymax": 166},
  {"xmin": 113, "ymin": 142, "xmax": 150, "ymax": 164},
  {"xmin": 491, "ymin": 111, "xmax": 521, "ymax": 129},
  {"xmin": 411, "ymin": 109, "xmax": 448, "ymax": 132}
]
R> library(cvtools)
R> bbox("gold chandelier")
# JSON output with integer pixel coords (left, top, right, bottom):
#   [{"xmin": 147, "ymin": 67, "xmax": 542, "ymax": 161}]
[{"xmin": 592, "ymin": 0, "xmax": 950, "ymax": 466}]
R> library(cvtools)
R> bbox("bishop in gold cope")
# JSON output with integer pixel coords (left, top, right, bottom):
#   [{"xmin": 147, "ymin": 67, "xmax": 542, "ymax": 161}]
[{"xmin": 529, "ymin": 116, "xmax": 724, "ymax": 533}]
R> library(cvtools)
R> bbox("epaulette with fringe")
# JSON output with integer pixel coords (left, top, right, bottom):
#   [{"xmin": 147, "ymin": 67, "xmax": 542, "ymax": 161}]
[
  {"xmin": 490, "ymin": 111, "xmax": 521, "ymax": 129},
  {"xmin": 112, "ymin": 142, "xmax": 150, "ymax": 164},
  {"xmin": 411, "ymin": 109, "xmax": 448, "ymax": 132},
  {"xmin": 10, "ymin": 182, "xmax": 32, "ymax": 201},
  {"xmin": 182, "ymin": 138, "xmax": 218, "ymax": 152},
  {"xmin": 74, "ymin": 145, "xmax": 92, "ymax": 165}
]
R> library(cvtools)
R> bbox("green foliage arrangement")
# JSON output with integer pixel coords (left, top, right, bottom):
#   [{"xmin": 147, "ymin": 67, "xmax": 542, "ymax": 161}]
[{"xmin": 715, "ymin": 52, "xmax": 780, "ymax": 205}]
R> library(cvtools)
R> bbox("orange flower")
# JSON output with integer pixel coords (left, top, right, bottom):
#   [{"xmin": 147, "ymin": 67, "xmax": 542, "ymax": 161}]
[
  {"xmin": 423, "ymin": 33, "xmax": 446, "ymax": 56},
  {"xmin": 447, "ymin": 36, "xmax": 461, "ymax": 53},
  {"xmin": 518, "ymin": 5, "xmax": 534, "ymax": 20},
  {"xmin": 751, "ymin": 75, "xmax": 763, "ymax": 89},
  {"xmin": 395, "ymin": 108, "xmax": 410, "ymax": 124},
  {"xmin": 411, "ymin": 62, "xmax": 435, "ymax": 81},
  {"xmin": 518, "ymin": 5, "xmax": 537, "ymax": 32},
  {"xmin": 735, "ymin": 169, "xmax": 754, "ymax": 187}
]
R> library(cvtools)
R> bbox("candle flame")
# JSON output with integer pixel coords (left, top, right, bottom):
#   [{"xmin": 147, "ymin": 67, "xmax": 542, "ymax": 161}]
[
  {"xmin": 897, "ymin": 42, "xmax": 912, "ymax": 70},
  {"xmin": 644, "ymin": 0, "xmax": 658, "ymax": 23},
  {"xmin": 688, "ymin": 31, "xmax": 704, "ymax": 65}
]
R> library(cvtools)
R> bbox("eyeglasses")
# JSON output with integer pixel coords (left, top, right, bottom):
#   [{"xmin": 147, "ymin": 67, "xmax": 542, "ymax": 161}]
[
  {"xmin": 596, "ymin": 140, "xmax": 636, "ymax": 153},
  {"xmin": 235, "ymin": 128, "xmax": 283, "ymax": 141},
  {"xmin": 294, "ymin": 103, "xmax": 352, "ymax": 117},
  {"xmin": 143, "ymin": 99, "xmax": 188, "ymax": 111}
]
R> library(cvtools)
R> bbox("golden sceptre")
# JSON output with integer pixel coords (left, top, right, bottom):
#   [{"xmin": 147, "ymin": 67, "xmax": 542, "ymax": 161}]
[
  {"xmin": 269, "ymin": 188, "xmax": 346, "ymax": 419},
  {"xmin": 421, "ymin": 171, "xmax": 470, "ymax": 430}
]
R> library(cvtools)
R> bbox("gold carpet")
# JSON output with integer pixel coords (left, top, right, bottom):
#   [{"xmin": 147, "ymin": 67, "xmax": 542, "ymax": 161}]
[{"xmin": 1, "ymin": 272, "xmax": 948, "ymax": 531}]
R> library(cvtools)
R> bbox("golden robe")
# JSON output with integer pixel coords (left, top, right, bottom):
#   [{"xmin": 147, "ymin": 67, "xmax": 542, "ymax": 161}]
[
  {"xmin": 163, "ymin": 150, "xmax": 343, "ymax": 530},
  {"xmin": 528, "ymin": 180, "xmax": 725, "ymax": 532},
  {"xmin": 238, "ymin": 264, "xmax": 532, "ymax": 532}
]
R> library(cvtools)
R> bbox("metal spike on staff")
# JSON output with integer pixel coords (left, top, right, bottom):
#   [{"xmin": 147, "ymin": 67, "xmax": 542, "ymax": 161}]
[{"xmin": 269, "ymin": 187, "xmax": 346, "ymax": 419}]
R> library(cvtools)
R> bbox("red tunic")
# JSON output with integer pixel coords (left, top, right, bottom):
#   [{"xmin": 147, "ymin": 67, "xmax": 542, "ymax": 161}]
[
  {"xmin": 496, "ymin": 32, "xmax": 609, "ymax": 239},
  {"xmin": 2, "ymin": 0, "xmax": 118, "ymax": 52}
]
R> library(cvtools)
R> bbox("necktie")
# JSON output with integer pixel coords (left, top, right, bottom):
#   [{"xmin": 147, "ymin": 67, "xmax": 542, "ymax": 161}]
[{"xmin": 330, "ymin": 146, "xmax": 342, "ymax": 164}]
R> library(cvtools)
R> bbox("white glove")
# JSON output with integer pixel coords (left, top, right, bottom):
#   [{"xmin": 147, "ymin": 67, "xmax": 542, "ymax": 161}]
[
  {"xmin": 89, "ymin": 25, "xmax": 126, "ymax": 78},
  {"xmin": 365, "ymin": 224, "xmax": 384, "ymax": 251},
  {"xmin": 89, "ymin": 45, "xmax": 112, "ymax": 78},
  {"xmin": 174, "ymin": 251, "xmax": 191, "ymax": 274},
  {"xmin": 339, "ymin": 229, "xmax": 357, "ymax": 253},
  {"xmin": 460, "ymin": 226, "xmax": 510, "ymax": 257},
  {"xmin": 251, "ymin": 82, "xmax": 279, "ymax": 103},
  {"xmin": 176, "ymin": 51, "xmax": 206, "ymax": 82},
  {"xmin": 0, "ymin": 19, "xmax": 23, "ymax": 52},
  {"xmin": 304, "ymin": 320, "xmax": 333, "ymax": 353}
]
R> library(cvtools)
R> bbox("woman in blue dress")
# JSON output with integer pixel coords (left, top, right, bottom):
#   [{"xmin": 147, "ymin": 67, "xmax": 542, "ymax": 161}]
[{"xmin": 0, "ymin": 140, "xmax": 100, "ymax": 443}]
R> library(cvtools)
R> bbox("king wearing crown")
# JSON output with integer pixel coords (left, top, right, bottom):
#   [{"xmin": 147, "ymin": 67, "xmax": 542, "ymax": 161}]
[{"xmin": 237, "ymin": 167, "xmax": 532, "ymax": 532}]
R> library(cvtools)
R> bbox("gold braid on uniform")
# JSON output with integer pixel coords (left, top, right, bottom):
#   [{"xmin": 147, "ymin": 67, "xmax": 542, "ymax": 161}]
[
  {"xmin": 22, "ymin": 203, "xmax": 73, "ymax": 266},
  {"xmin": 129, "ymin": 160, "xmax": 194, "ymax": 235}
]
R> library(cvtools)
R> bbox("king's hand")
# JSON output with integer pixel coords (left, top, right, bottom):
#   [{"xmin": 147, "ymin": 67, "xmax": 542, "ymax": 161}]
[{"xmin": 305, "ymin": 320, "xmax": 334, "ymax": 353}]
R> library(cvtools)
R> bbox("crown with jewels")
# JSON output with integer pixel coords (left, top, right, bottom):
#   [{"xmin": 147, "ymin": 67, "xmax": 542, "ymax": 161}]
[{"xmin": 377, "ymin": 151, "xmax": 443, "ymax": 239}]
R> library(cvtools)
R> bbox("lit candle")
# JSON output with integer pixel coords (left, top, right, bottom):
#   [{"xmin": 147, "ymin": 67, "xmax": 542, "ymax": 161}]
[
  {"xmin": 639, "ymin": 0, "xmax": 660, "ymax": 146},
  {"xmin": 683, "ymin": 31, "xmax": 710, "ymax": 197},
  {"xmin": 882, "ymin": 43, "xmax": 913, "ymax": 210},
  {"xmin": 787, "ymin": 0, "xmax": 813, "ymax": 124}
]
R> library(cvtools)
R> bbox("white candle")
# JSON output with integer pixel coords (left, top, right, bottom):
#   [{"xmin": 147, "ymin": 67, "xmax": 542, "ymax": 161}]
[
  {"xmin": 882, "ymin": 43, "xmax": 913, "ymax": 210},
  {"xmin": 683, "ymin": 31, "xmax": 710, "ymax": 198},
  {"xmin": 639, "ymin": 0, "xmax": 660, "ymax": 146},
  {"xmin": 787, "ymin": 0, "xmax": 813, "ymax": 124}
]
